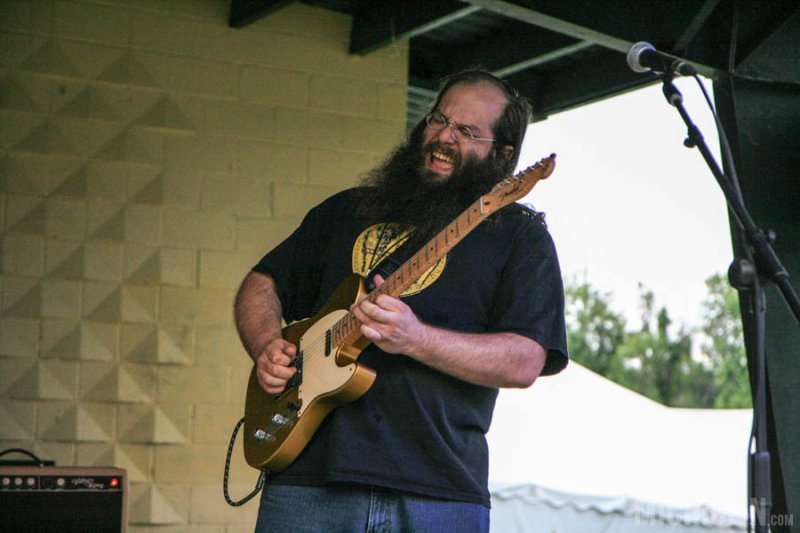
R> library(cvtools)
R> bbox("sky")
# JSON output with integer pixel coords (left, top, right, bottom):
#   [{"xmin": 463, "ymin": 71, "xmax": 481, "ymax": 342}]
[{"xmin": 516, "ymin": 76, "xmax": 733, "ymax": 330}]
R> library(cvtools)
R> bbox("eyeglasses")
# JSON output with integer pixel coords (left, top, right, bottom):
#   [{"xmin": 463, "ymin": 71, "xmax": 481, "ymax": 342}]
[{"xmin": 424, "ymin": 111, "xmax": 495, "ymax": 144}]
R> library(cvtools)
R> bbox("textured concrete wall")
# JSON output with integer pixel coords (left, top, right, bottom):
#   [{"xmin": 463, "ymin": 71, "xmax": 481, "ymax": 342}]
[{"xmin": 0, "ymin": 1, "xmax": 408, "ymax": 529}]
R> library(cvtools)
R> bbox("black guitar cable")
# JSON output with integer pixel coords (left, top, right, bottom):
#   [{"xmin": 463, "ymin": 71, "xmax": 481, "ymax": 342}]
[{"xmin": 223, "ymin": 417, "xmax": 266, "ymax": 506}]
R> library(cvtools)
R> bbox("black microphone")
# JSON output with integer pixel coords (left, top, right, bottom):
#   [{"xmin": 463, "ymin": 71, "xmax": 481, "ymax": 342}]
[{"xmin": 626, "ymin": 41, "xmax": 696, "ymax": 76}]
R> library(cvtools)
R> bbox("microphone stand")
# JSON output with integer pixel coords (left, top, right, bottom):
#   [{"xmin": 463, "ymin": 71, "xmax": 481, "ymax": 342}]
[{"xmin": 658, "ymin": 74, "xmax": 800, "ymax": 532}]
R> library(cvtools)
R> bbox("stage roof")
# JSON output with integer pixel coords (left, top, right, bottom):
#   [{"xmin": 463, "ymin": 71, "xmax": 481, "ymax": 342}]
[{"xmin": 230, "ymin": 0, "xmax": 798, "ymax": 127}]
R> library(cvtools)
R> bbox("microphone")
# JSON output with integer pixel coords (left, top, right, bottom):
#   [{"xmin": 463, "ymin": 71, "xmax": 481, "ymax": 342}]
[{"xmin": 626, "ymin": 41, "xmax": 696, "ymax": 76}]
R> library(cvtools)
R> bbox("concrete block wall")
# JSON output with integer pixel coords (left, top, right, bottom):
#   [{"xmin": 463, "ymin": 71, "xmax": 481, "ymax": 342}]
[{"xmin": 0, "ymin": 1, "xmax": 408, "ymax": 529}]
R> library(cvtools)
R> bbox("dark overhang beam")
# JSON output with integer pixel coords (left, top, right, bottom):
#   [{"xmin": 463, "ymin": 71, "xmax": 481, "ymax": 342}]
[
  {"xmin": 492, "ymin": 41, "xmax": 593, "ymax": 78},
  {"xmin": 410, "ymin": 26, "xmax": 592, "ymax": 84},
  {"xmin": 736, "ymin": 5, "xmax": 800, "ymax": 85},
  {"xmin": 229, "ymin": 0, "xmax": 296, "ymax": 28},
  {"xmin": 673, "ymin": 0, "xmax": 721, "ymax": 53},
  {"xmin": 459, "ymin": 0, "xmax": 718, "ymax": 76},
  {"xmin": 350, "ymin": 0, "xmax": 480, "ymax": 55},
  {"xmin": 459, "ymin": 0, "xmax": 632, "ymax": 53},
  {"xmin": 446, "ymin": 23, "xmax": 592, "ymax": 77},
  {"xmin": 509, "ymin": 48, "xmax": 656, "ymax": 120}
]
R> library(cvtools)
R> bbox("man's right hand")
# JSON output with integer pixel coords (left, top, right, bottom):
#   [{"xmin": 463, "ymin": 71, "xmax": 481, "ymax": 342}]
[{"xmin": 254, "ymin": 338, "xmax": 298, "ymax": 394}]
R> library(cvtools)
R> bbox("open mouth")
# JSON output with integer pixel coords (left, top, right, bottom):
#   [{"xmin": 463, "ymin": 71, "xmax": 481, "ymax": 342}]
[
  {"xmin": 432, "ymin": 149, "xmax": 454, "ymax": 165},
  {"xmin": 425, "ymin": 145, "xmax": 458, "ymax": 175}
]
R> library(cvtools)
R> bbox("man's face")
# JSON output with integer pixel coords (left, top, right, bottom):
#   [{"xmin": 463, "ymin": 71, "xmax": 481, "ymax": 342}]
[{"xmin": 422, "ymin": 82, "xmax": 508, "ymax": 180}]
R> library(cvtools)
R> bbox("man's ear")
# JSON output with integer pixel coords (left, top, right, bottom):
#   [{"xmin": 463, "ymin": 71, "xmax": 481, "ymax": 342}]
[{"xmin": 500, "ymin": 145, "xmax": 514, "ymax": 161}]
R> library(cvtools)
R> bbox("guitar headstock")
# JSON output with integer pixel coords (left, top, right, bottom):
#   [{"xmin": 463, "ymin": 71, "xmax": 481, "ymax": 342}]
[{"xmin": 482, "ymin": 153, "xmax": 557, "ymax": 211}]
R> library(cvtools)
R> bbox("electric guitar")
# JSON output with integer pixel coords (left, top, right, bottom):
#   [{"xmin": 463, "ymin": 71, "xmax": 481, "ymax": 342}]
[{"xmin": 243, "ymin": 154, "xmax": 557, "ymax": 472}]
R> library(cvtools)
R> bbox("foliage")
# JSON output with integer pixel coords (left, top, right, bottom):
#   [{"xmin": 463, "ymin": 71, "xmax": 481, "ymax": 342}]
[
  {"xmin": 564, "ymin": 275, "xmax": 751, "ymax": 409},
  {"xmin": 699, "ymin": 274, "xmax": 751, "ymax": 408},
  {"xmin": 563, "ymin": 281, "xmax": 626, "ymax": 377}
]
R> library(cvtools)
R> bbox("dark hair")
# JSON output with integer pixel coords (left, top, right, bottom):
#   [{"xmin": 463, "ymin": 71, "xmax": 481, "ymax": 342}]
[{"xmin": 429, "ymin": 70, "xmax": 532, "ymax": 174}]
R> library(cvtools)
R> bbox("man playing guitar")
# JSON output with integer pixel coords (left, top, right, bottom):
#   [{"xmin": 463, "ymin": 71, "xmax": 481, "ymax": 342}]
[{"xmin": 235, "ymin": 70, "xmax": 568, "ymax": 532}]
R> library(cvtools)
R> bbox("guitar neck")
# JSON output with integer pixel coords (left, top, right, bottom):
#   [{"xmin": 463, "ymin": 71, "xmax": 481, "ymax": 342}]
[
  {"xmin": 377, "ymin": 198, "xmax": 497, "ymax": 298},
  {"xmin": 330, "ymin": 153, "xmax": 556, "ymax": 349},
  {"xmin": 333, "ymin": 195, "xmax": 495, "ymax": 347}
]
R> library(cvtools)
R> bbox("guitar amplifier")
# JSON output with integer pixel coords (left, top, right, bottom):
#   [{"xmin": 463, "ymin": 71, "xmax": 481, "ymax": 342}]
[{"xmin": 0, "ymin": 466, "xmax": 127, "ymax": 533}]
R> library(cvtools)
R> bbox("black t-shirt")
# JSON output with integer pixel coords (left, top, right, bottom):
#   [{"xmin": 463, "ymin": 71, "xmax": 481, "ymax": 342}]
[{"xmin": 252, "ymin": 188, "xmax": 568, "ymax": 506}]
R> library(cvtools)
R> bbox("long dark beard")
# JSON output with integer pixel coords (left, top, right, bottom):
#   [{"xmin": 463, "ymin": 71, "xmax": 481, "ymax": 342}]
[{"xmin": 357, "ymin": 124, "xmax": 508, "ymax": 249}]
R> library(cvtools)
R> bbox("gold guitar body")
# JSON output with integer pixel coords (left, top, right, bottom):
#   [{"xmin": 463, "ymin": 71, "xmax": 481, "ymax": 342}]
[{"xmin": 243, "ymin": 274, "xmax": 375, "ymax": 471}]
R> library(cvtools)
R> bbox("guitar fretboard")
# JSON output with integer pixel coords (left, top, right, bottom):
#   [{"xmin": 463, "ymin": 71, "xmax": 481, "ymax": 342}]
[
  {"xmin": 330, "ymin": 198, "xmax": 488, "ymax": 348},
  {"xmin": 327, "ymin": 154, "xmax": 554, "ymax": 351}
]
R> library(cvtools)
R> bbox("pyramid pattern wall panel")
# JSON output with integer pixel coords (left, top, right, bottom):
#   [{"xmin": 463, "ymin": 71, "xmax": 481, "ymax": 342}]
[{"xmin": 0, "ymin": 1, "xmax": 408, "ymax": 529}]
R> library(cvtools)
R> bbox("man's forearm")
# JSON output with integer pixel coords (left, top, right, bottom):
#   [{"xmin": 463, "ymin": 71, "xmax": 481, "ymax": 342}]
[
  {"xmin": 234, "ymin": 271, "xmax": 284, "ymax": 362},
  {"xmin": 351, "ymin": 291, "xmax": 547, "ymax": 389},
  {"xmin": 408, "ymin": 327, "xmax": 547, "ymax": 389}
]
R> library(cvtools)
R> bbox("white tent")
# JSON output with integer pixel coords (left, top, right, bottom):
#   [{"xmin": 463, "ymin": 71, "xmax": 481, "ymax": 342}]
[{"xmin": 487, "ymin": 362, "xmax": 752, "ymax": 531}]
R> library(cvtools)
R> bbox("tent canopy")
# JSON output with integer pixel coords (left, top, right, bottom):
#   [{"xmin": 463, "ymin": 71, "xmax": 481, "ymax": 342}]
[{"xmin": 487, "ymin": 362, "xmax": 752, "ymax": 521}]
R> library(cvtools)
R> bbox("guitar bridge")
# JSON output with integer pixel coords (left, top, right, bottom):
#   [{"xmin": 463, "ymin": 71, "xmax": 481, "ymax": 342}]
[{"xmin": 252, "ymin": 405, "xmax": 300, "ymax": 443}]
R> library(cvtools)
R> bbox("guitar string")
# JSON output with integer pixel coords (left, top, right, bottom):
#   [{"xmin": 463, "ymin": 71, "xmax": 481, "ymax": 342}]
[
  {"xmin": 286, "ymin": 163, "xmax": 546, "ymax": 375},
  {"xmin": 293, "ymin": 224, "xmax": 458, "ymax": 370},
  {"xmin": 291, "ymin": 199, "xmax": 489, "ymax": 367},
  {"xmin": 290, "ymin": 225, "xmax": 401, "ymax": 370},
  {"xmin": 292, "ymin": 199, "xmax": 491, "ymax": 367},
  {"xmin": 288, "ymin": 222, "xmax": 430, "ymax": 370}
]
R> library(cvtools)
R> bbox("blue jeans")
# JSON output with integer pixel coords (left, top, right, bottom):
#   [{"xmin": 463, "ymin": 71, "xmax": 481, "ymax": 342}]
[{"xmin": 255, "ymin": 483, "xmax": 490, "ymax": 532}]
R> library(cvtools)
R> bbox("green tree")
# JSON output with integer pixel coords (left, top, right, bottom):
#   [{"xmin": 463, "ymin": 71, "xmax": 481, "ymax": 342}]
[
  {"xmin": 563, "ymin": 276, "xmax": 748, "ymax": 409},
  {"xmin": 699, "ymin": 273, "xmax": 751, "ymax": 408},
  {"xmin": 614, "ymin": 285, "xmax": 714, "ymax": 407},
  {"xmin": 563, "ymin": 278, "xmax": 626, "ymax": 377}
]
